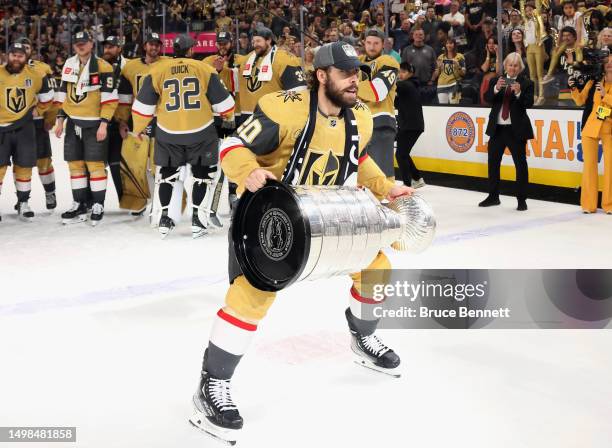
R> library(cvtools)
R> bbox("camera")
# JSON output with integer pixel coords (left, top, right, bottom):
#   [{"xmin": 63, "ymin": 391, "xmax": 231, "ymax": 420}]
[{"xmin": 571, "ymin": 47, "xmax": 610, "ymax": 86}]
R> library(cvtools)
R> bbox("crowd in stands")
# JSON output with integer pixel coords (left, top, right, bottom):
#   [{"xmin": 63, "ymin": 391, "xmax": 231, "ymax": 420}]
[{"xmin": 1, "ymin": 0, "xmax": 612, "ymax": 106}]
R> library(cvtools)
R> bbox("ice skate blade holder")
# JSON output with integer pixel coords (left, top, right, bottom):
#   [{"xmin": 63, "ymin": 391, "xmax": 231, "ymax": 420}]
[{"xmin": 232, "ymin": 180, "xmax": 436, "ymax": 292}]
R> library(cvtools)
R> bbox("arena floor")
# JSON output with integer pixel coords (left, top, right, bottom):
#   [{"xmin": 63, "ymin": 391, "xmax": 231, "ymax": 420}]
[{"xmin": 1, "ymin": 137, "xmax": 611, "ymax": 448}]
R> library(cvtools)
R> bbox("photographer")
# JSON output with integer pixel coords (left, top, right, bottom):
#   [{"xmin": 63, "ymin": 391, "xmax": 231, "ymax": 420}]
[
  {"xmin": 480, "ymin": 52, "xmax": 534, "ymax": 211},
  {"xmin": 570, "ymin": 56, "xmax": 612, "ymax": 214}
]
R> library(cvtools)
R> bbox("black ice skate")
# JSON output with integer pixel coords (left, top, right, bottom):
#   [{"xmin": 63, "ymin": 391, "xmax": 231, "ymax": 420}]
[
  {"xmin": 17, "ymin": 202, "xmax": 35, "ymax": 222},
  {"xmin": 209, "ymin": 211, "xmax": 223, "ymax": 229},
  {"xmin": 346, "ymin": 308, "xmax": 401, "ymax": 377},
  {"xmin": 192, "ymin": 213, "xmax": 207, "ymax": 239},
  {"xmin": 45, "ymin": 191, "xmax": 57, "ymax": 210},
  {"xmin": 158, "ymin": 213, "xmax": 175, "ymax": 239},
  {"xmin": 189, "ymin": 370, "xmax": 243, "ymax": 446},
  {"xmin": 62, "ymin": 202, "xmax": 88, "ymax": 224},
  {"xmin": 90, "ymin": 203, "xmax": 104, "ymax": 226}
]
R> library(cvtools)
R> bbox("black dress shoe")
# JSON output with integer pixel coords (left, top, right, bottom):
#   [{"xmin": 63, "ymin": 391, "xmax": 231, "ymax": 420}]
[
  {"xmin": 478, "ymin": 196, "xmax": 501, "ymax": 207},
  {"xmin": 517, "ymin": 200, "xmax": 528, "ymax": 211}
]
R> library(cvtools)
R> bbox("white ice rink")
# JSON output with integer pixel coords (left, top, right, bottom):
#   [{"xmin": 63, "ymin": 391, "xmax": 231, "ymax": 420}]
[{"xmin": 1, "ymin": 137, "xmax": 611, "ymax": 448}]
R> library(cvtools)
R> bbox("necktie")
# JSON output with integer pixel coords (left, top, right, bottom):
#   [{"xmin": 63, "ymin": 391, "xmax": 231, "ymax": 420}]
[{"xmin": 501, "ymin": 86, "xmax": 512, "ymax": 121}]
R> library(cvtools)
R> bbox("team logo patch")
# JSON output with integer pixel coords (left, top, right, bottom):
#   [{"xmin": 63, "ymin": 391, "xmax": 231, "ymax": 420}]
[
  {"xmin": 446, "ymin": 111, "xmax": 475, "ymax": 153},
  {"xmin": 69, "ymin": 84, "xmax": 88, "ymax": 104},
  {"xmin": 5, "ymin": 87, "xmax": 27, "ymax": 113},
  {"xmin": 64, "ymin": 67, "xmax": 72, "ymax": 75},
  {"xmin": 246, "ymin": 67, "xmax": 263, "ymax": 92},
  {"xmin": 259, "ymin": 208, "xmax": 293, "ymax": 261},
  {"xmin": 24, "ymin": 78, "xmax": 32, "ymax": 88},
  {"xmin": 277, "ymin": 90, "xmax": 302, "ymax": 103},
  {"xmin": 353, "ymin": 99, "xmax": 367, "ymax": 111},
  {"xmin": 301, "ymin": 148, "xmax": 340, "ymax": 185}
]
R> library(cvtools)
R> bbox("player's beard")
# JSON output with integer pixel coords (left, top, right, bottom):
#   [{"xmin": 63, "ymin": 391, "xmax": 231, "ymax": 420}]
[
  {"xmin": 146, "ymin": 46, "xmax": 160, "ymax": 59},
  {"xmin": 6, "ymin": 60, "xmax": 25, "ymax": 74},
  {"xmin": 254, "ymin": 43, "xmax": 270, "ymax": 57},
  {"xmin": 323, "ymin": 77, "xmax": 357, "ymax": 109}
]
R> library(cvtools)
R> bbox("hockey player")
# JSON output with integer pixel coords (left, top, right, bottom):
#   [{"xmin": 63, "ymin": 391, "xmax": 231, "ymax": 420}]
[
  {"xmin": 0, "ymin": 43, "xmax": 54, "ymax": 222},
  {"xmin": 358, "ymin": 29, "xmax": 400, "ymax": 181},
  {"xmin": 230, "ymin": 26, "xmax": 306, "ymax": 208},
  {"xmin": 102, "ymin": 35, "xmax": 129, "ymax": 203},
  {"xmin": 131, "ymin": 34, "xmax": 235, "ymax": 239},
  {"xmin": 14, "ymin": 37, "xmax": 58, "ymax": 210},
  {"xmin": 189, "ymin": 41, "xmax": 414, "ymax": 445},
  {"xmin": 54, "ymin": 31, "xmax": 118, "ymax": 226},
  {"xmin": 202, "ymin": 30, "xmax": 240, "ymax": 225},
  {"xmin": 115, "ymin": 33, "xmax": 165, "ymax": 215}
]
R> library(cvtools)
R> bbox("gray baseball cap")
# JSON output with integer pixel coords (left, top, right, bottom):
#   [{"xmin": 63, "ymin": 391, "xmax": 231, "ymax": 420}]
[
  {"xmin": 314, "ymin": 41, "xmax": 368, "ymax": 72},
  {"xmin": 365, "ymin": 28, "xmax": 385, "ymax": 41}
]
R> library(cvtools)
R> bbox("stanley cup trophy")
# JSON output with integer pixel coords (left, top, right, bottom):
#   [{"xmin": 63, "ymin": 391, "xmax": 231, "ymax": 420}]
[{"xmin": 232, "ymin": 180, "xmax": 436, "ymax": 292}]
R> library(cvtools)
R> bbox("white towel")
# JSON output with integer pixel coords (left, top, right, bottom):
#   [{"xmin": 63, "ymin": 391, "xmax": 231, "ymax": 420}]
[
  {"xmin": 61, "ymin": 55, "xmax": 101, "ymax": 96},
  {"xmin": 242, "ymin": 46, "xmax": 276, "ymax": 82}
]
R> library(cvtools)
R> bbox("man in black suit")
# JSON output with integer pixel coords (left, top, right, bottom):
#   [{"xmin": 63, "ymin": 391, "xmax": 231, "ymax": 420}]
[
  {"xmin": 481, "ymin": 52, "xmax": 534, "ymax": 211},
  {"xmin": 395, "ymin": 62, "xmax": 426, "ymax": 188}
]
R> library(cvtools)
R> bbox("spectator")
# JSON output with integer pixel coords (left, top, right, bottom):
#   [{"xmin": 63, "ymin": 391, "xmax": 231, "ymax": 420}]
[
  {"xmin": 401, "ymin": 28, "xmax": 439, "ymax": 100},
  {"xmin": 340, "ymin": 23, "xmax": 359, "ymax": 46},
  {"xmin": 433, "ymin": 22, "xmax": 451, "ymax": 55},
  {"xmin": 480, "ymin": 36, "xmax": 501, "ymax": 104},
  {"xmin": 216, "ymin": 9, "xmax": 233, "ymax": 32},
  {"xmin": 238, "ymin": 32, "xmax": 252, "ymax": 55},
  {"xmin": 436, "ymin": 38, "xmax": 466, "ymax": 103},
  {"xmin": 465, "ymin": 0, "xmax": 485, "ymax": 45},
  {"xmin": 384, "ymin": 37, "xmax": 401, "ymax": 62},
  {"xmin": 422, "ymin": 6, "xmax": 440, "ymax": 45},
  {"xmin": 391, "ymin": 19, "xmax": 412, "ymax": 52},
  {"xmin": 443, "ymin": 1, "xmax": 468, "ymax": 52}
]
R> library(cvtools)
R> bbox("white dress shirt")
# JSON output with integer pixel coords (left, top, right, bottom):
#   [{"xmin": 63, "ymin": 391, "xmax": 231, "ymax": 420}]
[{"xmin": 493, "ymin": 77, "xmax": 521, "ymax": 125}]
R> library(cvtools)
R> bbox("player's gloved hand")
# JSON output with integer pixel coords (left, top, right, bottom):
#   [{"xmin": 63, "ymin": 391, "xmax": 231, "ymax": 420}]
[
  {"xmin": 245, "ymin": 168, "xmax": 277, "ymax": 192},
  {"xmin": 386, "ymin": 184, "xmax": 415, "ymax": 201},
  {"xmin": 221, "ymin": 117, "xmax": 236, "ymax": 130}
]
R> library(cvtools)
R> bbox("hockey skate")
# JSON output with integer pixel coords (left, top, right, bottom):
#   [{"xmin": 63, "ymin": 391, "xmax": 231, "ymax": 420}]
[
  {"xmin": 61, "ymin": 202, "xmax": 88, "ymax": 224},
  {"xmin": 189, "ymin": 370, "xmax": 243, "ymax": 446},
  {"xmin": 45, "ymin": 191, "xmax": 57, "ymax": 210},
  {"xmin": 90, "ymin": 203, "xmax": 104, "ymax": 226},
  {"xmin": 17, "ymin": 202, "xmax": 34, "ymax": 222},
  {"xmin": 158, "ymin": 214, "xmax": 175, "ymax": 239},
  {"xmin": 192, "ymin": 213, "xmax": 208, "ymax": 239},
  {"xmin": 346, "ymin": 308, "xmax": 401, "ymax": 377}
]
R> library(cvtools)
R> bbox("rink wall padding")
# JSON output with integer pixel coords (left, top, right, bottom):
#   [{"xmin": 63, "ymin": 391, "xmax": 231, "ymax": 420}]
[{"xmin": 402, "ymin": 105, "xmax": 606, "ymax": 203}]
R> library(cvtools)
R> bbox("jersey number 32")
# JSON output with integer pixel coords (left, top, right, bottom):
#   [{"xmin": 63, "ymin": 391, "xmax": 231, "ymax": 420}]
[{"xmin": 163, "ymin": 77, "xmax": 201, "ymax": 112}]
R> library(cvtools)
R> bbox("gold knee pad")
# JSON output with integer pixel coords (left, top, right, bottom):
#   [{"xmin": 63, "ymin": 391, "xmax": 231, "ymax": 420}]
[
  {"xmin": 68, "ymin": 160, "xmax": 87, "ymax": 176},
  {"xmin": 13, "ymin": 165, "xmax": 33, "ymax": 181},
  {"xmin": 36, "ymin": 157, "xmax": 53, "ymax": 173},
  {"xmin": 350, "ymin": 251, "xmax": 391, "ymax": 296},
  {"xmin": 0, "ymin": 165, "xmax": 7, "ymax": 184},
  {"xmin": 85, "ymin": 161, "xmax": 106, "ymax": 178},
  {"xmin": 224, "ymin": 275, "xmax": 277, "ymax": 324}
]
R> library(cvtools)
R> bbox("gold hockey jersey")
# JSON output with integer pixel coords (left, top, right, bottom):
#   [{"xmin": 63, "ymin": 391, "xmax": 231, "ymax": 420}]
[
  {"xmin": 28, "ymin": 59, "xmax": 58, "ymax": 127},
  {"xmin": 358, "ymin": 53, "xmax": 399, "ymax": 125},
  {"xmin": 219, "ymin": 90, "xmax": 394, "ymax": 198},
  {"xmin": 132, "ymin": 57, "xmax": 235, "ymax": 145},
  {"xmin": 234, "ymin": 47, "xmax": 306, "ymax": 115},
  {"xmin": 115, "ymin": 56, "xmax": 168, "ymax": 123},
  {"xmin": 54, "ymin": 56, "xmax": 118, "ymax": 128},
  {"xmin": 203, "ymin": 53, "xmax": 242, "ymax": 117},
  {"xmin": 0, "ymin": 64, "xmax": 54, "ymax": 132}
]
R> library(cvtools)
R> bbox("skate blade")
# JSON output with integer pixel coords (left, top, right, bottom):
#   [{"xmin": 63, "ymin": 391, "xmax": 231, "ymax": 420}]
[
  {"xmin": 192, "ymin": 226, "xmax": 208, "ymax": 239},
  {"xmin": 62, "ymin": 215, "xmax": 88, "ymax": 225},
  {"xmin": 353, "ymin": 357, "xmax": 401, "ymax": 378},
  {"xmin": 159, "ymin": 227, "xmax": 174, "ymax": 239},
  {"xmin": 209, "ymin": 216, "xmax": 223, "ymax": 229},
  {"xmin": 90, "ymin": 220, "xmax": 102, "ymax": 227},
  {"xmin": 189, "ymin": 412, "xmax": 238, "ymax": 446}
]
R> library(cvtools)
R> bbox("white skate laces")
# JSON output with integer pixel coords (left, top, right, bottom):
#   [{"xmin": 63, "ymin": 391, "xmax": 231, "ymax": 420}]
[
  {"xmin": 66, "ymin": 201, "xmax": 81, "ymax": 212},
  {"xmin": 360, "ymin": 334, "xmax": 390, "ymax": 357},
  {"xmin": 207, "ymin": 378, "xmax": 238, "ymax": 412}
]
